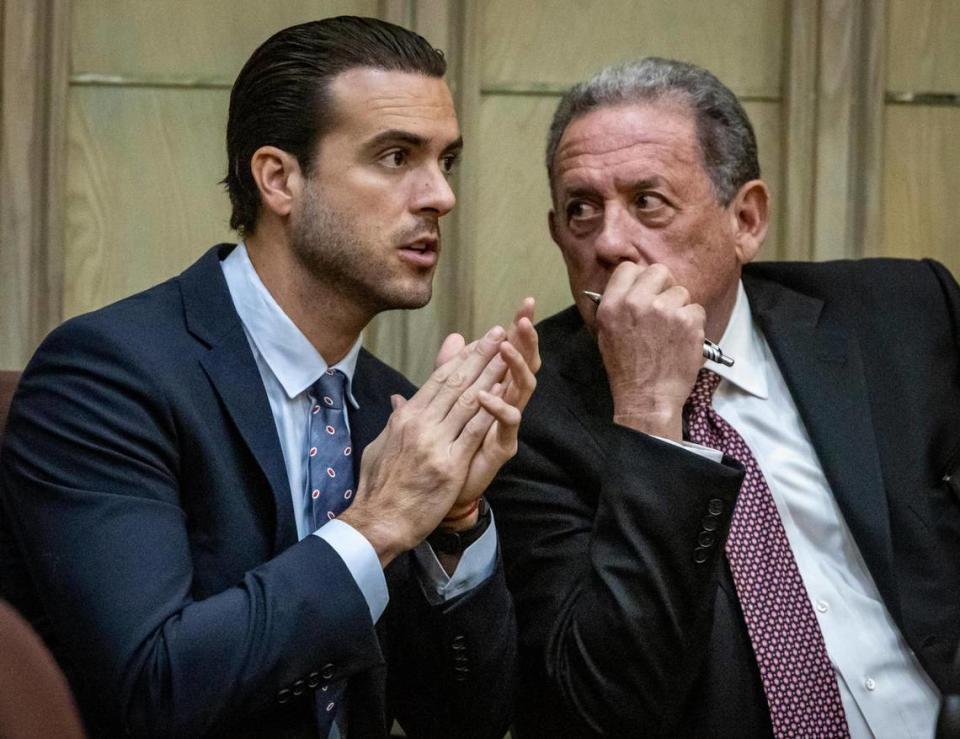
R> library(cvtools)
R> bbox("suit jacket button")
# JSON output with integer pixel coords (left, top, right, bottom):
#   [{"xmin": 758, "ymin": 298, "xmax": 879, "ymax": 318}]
[
  {"xmin": 292, "ymin": 679, "xmax": 305, "ymax": 696},
  {"xmin": 277, "ymin": 688, "xmax": 292, "ymax": 704},
  {"xmin": 693, "ymin": 546, "xmax": 710, "ymax": 564},
  {"xmin": 701, "ymin": 515, "xmax": 719, "ymax": 531},
  {"xmin": 708, "ymin": 498, "xmax": 724, "ymax": 516},
  {"xmin": 451, "ymin": 635, "xmax": 467, "ymax": 650},
  {"xmin": 307, "ymin": 672, "xmax": 321, "ymax": 689},
  {"xmin": 321, "ymin": 663, "xmax": 336, "ymax": 680},
  {"xmin": 698, "ymin": 531, "xmax": 716, "ymax": 548}
]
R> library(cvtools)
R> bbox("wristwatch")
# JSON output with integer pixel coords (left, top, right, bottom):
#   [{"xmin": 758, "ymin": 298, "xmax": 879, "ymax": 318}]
[{"xmin": 427, "ymin": 497, "xmax": 491, "ymax": 555}]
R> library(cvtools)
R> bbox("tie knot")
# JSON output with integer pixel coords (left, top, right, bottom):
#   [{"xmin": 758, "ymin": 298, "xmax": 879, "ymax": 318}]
[
  {"xmin": 313, "ymin": 369, "xmax": 347, "ymax": 411},
  {"xmin": 686, "ymin": 367, "xmax": 722, "ymax": 410}
]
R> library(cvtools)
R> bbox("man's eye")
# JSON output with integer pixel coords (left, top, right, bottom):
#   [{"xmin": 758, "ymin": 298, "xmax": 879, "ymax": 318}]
[
  {"xmin": 380, "ymin": 150, "xmax": 407, "ymax": 168},
  {"xmin": 567, "ymin": 201, "xmax": 600, "ymax": 222},
  {"xmin": 440, "ymin": 153, "xmax": 459, "ymax": 175},
  {"xmin": 636, "ymin": 192, "xmax": 666, "ymax": 211}
]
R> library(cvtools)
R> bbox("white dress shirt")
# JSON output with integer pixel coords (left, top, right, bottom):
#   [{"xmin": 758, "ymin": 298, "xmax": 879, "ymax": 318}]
[
  {"xmin": 220, "ymin": 243, "xmax": 498, "ymax": 626},
  {"xmin": 694, "ymin": 281, "xmax": 940, "ymax": 738}
]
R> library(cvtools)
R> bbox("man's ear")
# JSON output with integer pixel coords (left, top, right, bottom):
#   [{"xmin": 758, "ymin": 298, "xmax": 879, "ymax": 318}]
[
  {"xmin": 250, "ymin": 146, "xmax": 303, "ymax": 220},
  {"xmin": 729, "ymin": 179, "xmax": 769, "ymax": 265}
]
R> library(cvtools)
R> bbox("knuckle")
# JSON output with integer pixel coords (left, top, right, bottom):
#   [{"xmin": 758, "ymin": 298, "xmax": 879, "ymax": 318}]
[
  {"xmin": 446, "ymin": 371, "xmax": 466, "ymax": 389},
  {"xmin": 458, "ymin": 389, "xmax": 479, "ymax": 409},
  {"xmin": 647, "ymin": 263, "xmax": 669, "ymax": 280}
]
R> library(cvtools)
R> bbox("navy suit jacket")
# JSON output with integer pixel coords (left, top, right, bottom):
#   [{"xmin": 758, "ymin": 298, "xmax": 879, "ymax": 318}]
[
  {"xmin": 0, "ymin": 244, "xmax": 517, "ymax": 738},
  {"xmin": 489, "ymin": 258, "xmax": 960, "ymax": 737}
]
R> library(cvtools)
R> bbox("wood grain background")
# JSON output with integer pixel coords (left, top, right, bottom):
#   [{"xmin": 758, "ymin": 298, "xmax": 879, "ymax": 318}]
[{"xmin": 1, "ymin": 0, "xmax": 958, "ymax": 377}]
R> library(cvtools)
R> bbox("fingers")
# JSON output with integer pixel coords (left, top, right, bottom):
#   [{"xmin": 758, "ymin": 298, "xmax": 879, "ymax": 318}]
[
  {"xmin": 436, "ymin": 344, "xmax": 510, "ymax": 436},
  {"xmin": 434, "ymin": 333, "xmax": 466, "ymax": 369},
  {"xmin": 499, "ymin": 339, "xmax": 538, "ymax": 411},
  {"xmin": 478, "ymin": 389, "xmax": 522, "ymax": 449},
  {"xmin": 598, "ymin": 262, "xmax": 679, "ymax": 312},
  {"xmin": 507, "ymin": 297, "xmax": 540, "ymax": 375},
  {"xmin": 449, "ymin": 382, "xmax": 520, "ymax": 460},
  {"xmin": 602, "ymin": 262, "xmax": 672, "ymax": 301},
  {"xmin": 406, "ymin": 325, "xmax": 504, "ymax": 416},
  {"xmin": 511, "ymin": 296, "xmax": 535, "ymax": 328}
]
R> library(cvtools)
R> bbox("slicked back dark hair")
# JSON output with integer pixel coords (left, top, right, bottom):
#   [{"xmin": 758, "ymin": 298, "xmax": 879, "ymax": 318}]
[{"xmin": 224, "ymin": 16, "xmax": 446, "ymax": 234}]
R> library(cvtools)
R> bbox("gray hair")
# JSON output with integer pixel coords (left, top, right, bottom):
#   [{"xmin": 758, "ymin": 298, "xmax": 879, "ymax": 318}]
[{"xmin": 545, "ymin": 57, "xmax": 760, "ymax": 205}]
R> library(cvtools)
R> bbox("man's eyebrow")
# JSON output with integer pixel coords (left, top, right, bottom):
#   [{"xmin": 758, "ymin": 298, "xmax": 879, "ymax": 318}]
[
  {"xmin": 363, "ymin": 130, "xmax": 463, "ymax": 154},
  {"xmin": 561, "ymin": 176, "xmax": 666, "ymax": 199},
  {"xmin": 443, "ymin": 136, "xmax": 464, "ymax": 155}
]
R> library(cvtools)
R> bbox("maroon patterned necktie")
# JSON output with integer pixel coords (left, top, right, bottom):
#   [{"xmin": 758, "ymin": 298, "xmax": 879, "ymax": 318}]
[{"xmin": 685, "ymin": 368, "xmax": 849, "ymax": 738}]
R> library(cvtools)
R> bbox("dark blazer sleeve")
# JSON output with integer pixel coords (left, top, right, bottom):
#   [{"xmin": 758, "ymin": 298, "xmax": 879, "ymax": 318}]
[
  {"xmin": 488, "ymin": 360, "xmax": 744, "ymax": 737},
  {"xmin": 384, "ymin": 549, "xmax": 517, "ymax": 739},
  {"xmin": 0, "ymin": 316, "xmax": 384, "ymax": 737},
  {"xmin": 350, "ymin": 352, "xmax": 518, "ymax": 739}
]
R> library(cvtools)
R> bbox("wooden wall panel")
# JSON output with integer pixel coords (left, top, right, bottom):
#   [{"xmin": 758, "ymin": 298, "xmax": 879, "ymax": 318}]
[
  {"xmin": 470, "ymin": 96, "xmax": 561, "ymax": 334},
  {"xmin": 64, "ymin": 87, "xmax": 233, "ymax": 318},
  {"xmin": 887, "ymin": 0, "xmax": 960, "ymax": 93},
  {"xmin": 479, "ymin": 0, "xmax": 785, "ymax": 96},
  {"xmin": 873, "ymin": 106, "xmax": 960, "ymax": 275},
  {"xmin": 0, "ymin": 0, "xmax": 69, "ymax": 370},
  {"xmin": 71, "ymin": 0, "xmax": 379, "ymax": 80}
]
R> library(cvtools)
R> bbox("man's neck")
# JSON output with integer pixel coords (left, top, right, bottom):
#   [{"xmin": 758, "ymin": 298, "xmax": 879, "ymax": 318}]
[
  {"xmin": 244, "ymin": 232, "xmax": 369, "ymax": 366},
  {"xmin": 705, "ymin": 277, "xmax": 741, "ymax": 345}
]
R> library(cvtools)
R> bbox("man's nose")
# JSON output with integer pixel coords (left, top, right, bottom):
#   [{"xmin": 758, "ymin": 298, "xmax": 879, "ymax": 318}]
[
  {"xmin": 413, "ymin": 165, "xmax": 456, "ymax": 217},
  {"xmin": 593, "ymin": 204, "xmax": 642, "ymax": 266}
]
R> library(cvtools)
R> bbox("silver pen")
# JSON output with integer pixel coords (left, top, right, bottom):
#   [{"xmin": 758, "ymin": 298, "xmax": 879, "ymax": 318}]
[{"xmin": 582, "ymin": 290, "xmax": 735, "ymax": 367}]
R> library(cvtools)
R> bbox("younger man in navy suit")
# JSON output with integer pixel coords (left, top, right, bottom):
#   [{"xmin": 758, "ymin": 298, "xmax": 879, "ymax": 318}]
[{"xmin": 0, "ymin": 17, "xmax": 537, "ymax": 738}]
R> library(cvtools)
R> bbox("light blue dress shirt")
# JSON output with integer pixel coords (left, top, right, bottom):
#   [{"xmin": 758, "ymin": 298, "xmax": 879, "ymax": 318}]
[{"xmin": 221, "ymin": 243, "xmax": 498, "ymax": 626}]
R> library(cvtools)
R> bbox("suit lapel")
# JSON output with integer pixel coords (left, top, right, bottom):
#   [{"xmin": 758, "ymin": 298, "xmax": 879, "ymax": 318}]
[
  {"xmin": 180, "ymin": 245, "xmax": 297, "ymax": 552},
  {"xmin": 553, "ymin": 311, "xmax": 618, "ymax": 439},
  {"xmin": 744, "ymin": 274, "xmax": 899, "ymax": 615}
]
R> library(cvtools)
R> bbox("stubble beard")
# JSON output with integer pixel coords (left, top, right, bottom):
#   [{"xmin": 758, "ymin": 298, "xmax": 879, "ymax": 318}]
[{"xmin": 291, "ymin": 182, "xmax": 436, "ymax": 316}]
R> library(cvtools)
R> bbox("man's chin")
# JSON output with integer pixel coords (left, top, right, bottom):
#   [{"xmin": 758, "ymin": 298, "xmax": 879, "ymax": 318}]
[{"xmin": 373, "ymin": 283, "xmax": 433, "ymax": 312}]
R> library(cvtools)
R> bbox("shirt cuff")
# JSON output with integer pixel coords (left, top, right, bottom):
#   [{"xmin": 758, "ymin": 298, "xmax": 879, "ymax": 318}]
[
  {"xmin": 413, "ymin": 512, "xmax": 499, "ymax": 605},
  {"xmin": 314, "ymin": 520, "xmax": 388, "ymax": 623},
  {"xmin": 654, "ymin": 435, "xmax": 725, "ymax": 463}
]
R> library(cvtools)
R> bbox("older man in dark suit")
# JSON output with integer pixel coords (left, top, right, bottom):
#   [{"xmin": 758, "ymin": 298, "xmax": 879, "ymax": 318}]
[
  {"xmin": 489, "ymin": 57, "xmax": 960, "ymax": 738},
  {"xmin": 0, "ymin": 17, "xmax": 538, "ymax": 738}
]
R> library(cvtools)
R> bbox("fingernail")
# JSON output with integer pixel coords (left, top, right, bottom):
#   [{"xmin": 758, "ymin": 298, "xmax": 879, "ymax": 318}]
[{"xmin": 487, "ymin": 325, "xmax": 505, "ymax": 340}]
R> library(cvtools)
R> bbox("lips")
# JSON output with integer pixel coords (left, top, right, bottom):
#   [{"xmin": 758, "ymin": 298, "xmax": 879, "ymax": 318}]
[{"xmin": 397, "ymin": 235, "xmax": 439, "ymax": 268}]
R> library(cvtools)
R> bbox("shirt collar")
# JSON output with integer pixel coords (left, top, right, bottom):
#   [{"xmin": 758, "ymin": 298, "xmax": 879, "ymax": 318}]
[
  {"xmin": 221, "ymin": 242, "xmax": 361, "ymax": 407},
  {"xmin": 709, "ymin": 280, "xmax": 768, "ymax": 400}
]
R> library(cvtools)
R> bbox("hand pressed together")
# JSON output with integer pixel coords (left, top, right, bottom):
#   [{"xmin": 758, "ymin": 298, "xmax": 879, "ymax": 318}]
[{"xmin": 338, "ymin": 298, "xmax": 540, "ymax": 565}]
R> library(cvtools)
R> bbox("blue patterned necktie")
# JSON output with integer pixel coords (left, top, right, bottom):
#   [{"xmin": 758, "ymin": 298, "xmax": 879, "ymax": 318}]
[
  {"xmin": 306, "ymin": 369, "xmax": 354, "ymax": 529},
  {"xmin": 306, "ymin": 368, "xmax": 354, "ymax": 736}
]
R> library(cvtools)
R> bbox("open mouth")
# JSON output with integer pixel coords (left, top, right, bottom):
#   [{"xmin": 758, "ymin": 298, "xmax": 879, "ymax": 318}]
[{"xmin": 397, "ymin": 236, "xmax": 439, "ymax": 267}]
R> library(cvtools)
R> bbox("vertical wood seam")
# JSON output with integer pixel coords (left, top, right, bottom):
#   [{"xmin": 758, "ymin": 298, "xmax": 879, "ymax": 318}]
[{"xmin": 851, "ymin": 0, "xmax": 886, "ymax": 259}]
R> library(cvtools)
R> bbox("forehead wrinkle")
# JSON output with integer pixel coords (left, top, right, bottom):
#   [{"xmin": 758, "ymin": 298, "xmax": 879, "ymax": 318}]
[{"xmin": 556, "ymin": 140, "xmax": 698, "ymax": 195}]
